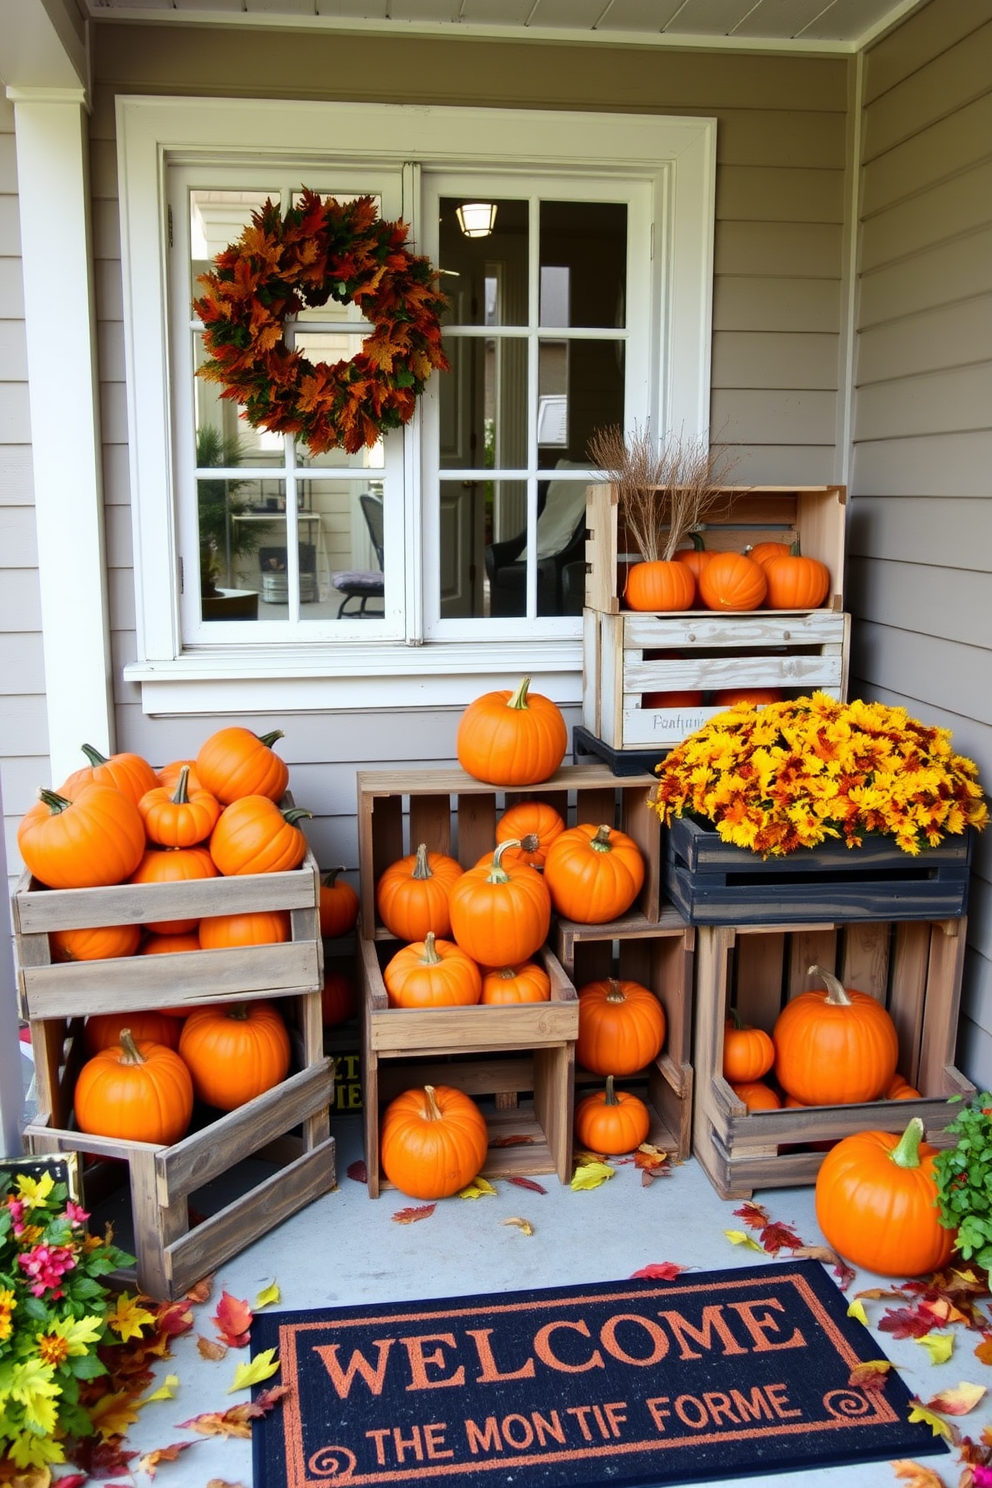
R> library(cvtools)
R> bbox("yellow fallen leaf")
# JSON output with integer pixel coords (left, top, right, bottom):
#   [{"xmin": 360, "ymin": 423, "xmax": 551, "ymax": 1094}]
[
  {"xmin": 915, "ymin": 1332, "xmax": 955, "ymax": 1366},
  {"xmin": 846, "ymin": 1299, "xmax": 870, "ymax": 1327},
  {"xmin": 924, "ymin": 1380, "xmax": 987, "ymax": 1415},
  {"xmin": 907, "ymin": 1400, "xmax": 952, "ymax": 1439},
  {"xmin": 571, "ymin": 1161, "xmax": 614, "ymax": 1191},
  {"xmin": 501, "ymin": 1216, "xmax": 534, "ymax": 1236},
  {"xmin": 254, "ymin": 1282, "xmax": 281, "ymax": 1309},
  {"xmin": 139, "ymin": 1373, "xmax": 179, "ymax": 1405},
  {"xmin": 724, "ymin": 1229, "xmax": 765, "ymax": 1253},
  {"xmin": 891, "ymin": 1460, "xmax": 949, "ymax": 1487},
  {"xmin": 228, "ymin": 1348, "xmax": 280, "ymax": 1394},
  {"xmin": 458, "ymin": 1176, "xmax": 498, "ymax": 1199}
]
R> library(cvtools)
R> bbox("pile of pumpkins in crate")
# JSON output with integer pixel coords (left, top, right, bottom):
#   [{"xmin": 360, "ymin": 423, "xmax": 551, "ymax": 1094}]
[
  {"xmin": 16, "ymin": 726, "xmax": 355, "ymax": 1148},
  {"xmin": 378, "ymin": 678, "xmax": 667, "ymax": 1200}
]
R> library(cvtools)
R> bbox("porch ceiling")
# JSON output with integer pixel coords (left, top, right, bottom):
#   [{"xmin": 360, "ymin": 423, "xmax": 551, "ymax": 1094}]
[{"xmin": 79, "ymin": 0, "xmax": 927, "ymax": 54}]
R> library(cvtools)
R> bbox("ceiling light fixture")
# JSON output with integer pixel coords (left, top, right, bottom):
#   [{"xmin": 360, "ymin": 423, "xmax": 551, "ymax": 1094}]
[{"xmin": 456, "ymin": 202, "xmax": 498, "ymax": 238}]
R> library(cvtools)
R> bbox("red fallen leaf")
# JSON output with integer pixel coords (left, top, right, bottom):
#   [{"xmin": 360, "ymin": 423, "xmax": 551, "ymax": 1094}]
[
  {"xmin": 346, "ymin": 1160, "xmax": 367, "ymax": 1183},
  {"xmin": 630, "ymin": 1262, "xmax": 687, "ymax": 1280},
  {"xmin": 138, "ymin": 1441, "xmax": 198, "ymax": 1478},
  {"xmin": 45, "ymin": 1476, "xmax": 88, "ymax": 1487},
  {"xmin": 66, "ymin": 1439, "xmax": 139, "ymax": 1477},
  {"xmin": 392, "ymin": 1204, "xmax": 436, "ymax": 1224},
  {"xmin": 879, "ymin": 1305, "xmax": 935, "ymax": 1339},
  {"xmin": 848, "ymin": 1360, "xmax": 892, "ymax": 1393},
  {"xmin": 790, "ymin": 1244, "xmax": 855, "ymax": 1289},
  {"xmin": 758, "ymin": 1220, "xmax": 804, "ymax": 1255},
  {"xmin": 733, "ymin": 1201, "xmax": 771, "ymax": 1230},
  {"xmin": 508, "ymin": 1175, "xmax": 547, "ymax": 1194},
  {"xmin": 156, "ymin": 1299, "xmax": 196, "ymax": 1337},
  {"xmin": 178, "ymin": 1385, "xmax": 290, "ymax": 1439},
  {"xmin": 489, "ymin": 1135, "xmax": 536, "ymax": 1147},
  {"xmin": 213, "ymin": 1290, "xmax": 253, "ymax": 1348}
]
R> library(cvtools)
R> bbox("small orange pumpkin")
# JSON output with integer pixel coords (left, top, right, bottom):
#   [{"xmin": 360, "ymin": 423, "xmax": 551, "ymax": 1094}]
[
  {"xmin": 376, "ymin": 844, "xmax": 463, "ymax": 942},
  {"xmin": 447, "ymin": 841, "xmax": 552, "ymax": 966},
  {"xmin": 479, "ymin": 961, "xmax": 551, "ymax": 1004},
  {"xmin": 195, "ymin": 726, "xmax": 290, "ymax": 805},
  {"xmin": 73, "ymin": 1030, "xmax": 194, "ymax": 1146},
  {"xmin": 84, "ymin": 1010, "xmax": 182, "ymax": 1056},
  {"xmin": 209, "ymin": 797, "xmax": 312, "ymax": 876},
  {"xmin": 576, "ymin": 978, "xmax": 666, "ymax": 1076},
  {"xmin": 128, "ymin": 844, "xmax": 218, "ymax": 934},
  {"xmin": 156, "ymin": 758, "xmax": 204, "ymax": 793},
  {"xmin": 495, "ymin": 800, "xmax": 565, "ymax": 870},
  {"xmin": 574, "ymin": 1075, "xmax": 650, "ymax": 1155},
  {"xmin": 731, "ymin": 1080, "xmax": 782, "ymax": 1111},
  {"xmin": 321, "ymin": 970, "xmax": 356, "ymax": 1027},
  {"xmin": 642, "ymin": 690, "xmax": 704, "ymax": 709},
  {"xmin": 380, "ymin": 1083, "xmax": 489, "ymax": 1199},
  {"xmin": 60, "ymin": 744, "xmax": 159, "ymax": 807},
  {"xmin": 887, "ymin": 1073, "xmax": 923, "ymax": 1100},
  {"xmin": 383, "ymin": 932, "xmax": 482, "ymax": 1009},
  {"xmin": 140, "ymin": 930, "xmax": 201, "ymax": 954},
  {"xmin": 713, "ymin": 688, "xmax": 783, "ymax": 706},
  {"xmin": 625, "ymin": 559, "xmax": 695, "ymax": 613},
  {"xmin": 673, "ymin": 533, "xmax": 714, "ymax": 589},
  {"xmin": 762, "ymin": 545, "xmax": 831, "ymax": 610},
  {"xmin": 49, "ymin": 923, "xmax": 142, "ymax": 963},
  {"xmin": 198, "ymin": 910, "xmax": 290, "ymax": 949},
  {"xmin": 745, "ymin": 541, "xmax": 791, "ymax": 568},
  {"xmin": 18, "ymin": 784, "xmax": 147, "ymax": 891},
  {"xmin": 698, "ymin": 551, "xmax": 767, "ymax": 611},
  {"xmin": 138, "ymin": 764, "xmax": 221, "ymax": 848},
  {"xmin": 773, "ymin": 964, "xmax": 899, "ymax": 1107},
  {"xmin": 319, "ymin": 867, "xmax": 361, "ymax": 939},
  {"xmin": 179, "ymin": 1000, "xmax": 291, "ymax": 1111},
  {"xmin": 456, "ymin": 677, "xmax": 567, "ymax": 787},
  {"xmin": 723, "ymin": 1009, "xmax": 775, "ymax": 1084},
  {"xmin": 543, "ymin": 823, "xmax": 645, "ymax": 924}
]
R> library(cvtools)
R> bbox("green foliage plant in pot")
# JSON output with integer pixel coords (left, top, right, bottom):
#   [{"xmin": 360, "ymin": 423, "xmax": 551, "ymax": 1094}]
[
  {"xmin": 195, "ymin": 425, "xmax": 263, "ymax": 597},
  {"xmin": 933, "ymin": 1093, "xmax": 992, "ymax": 1269}
]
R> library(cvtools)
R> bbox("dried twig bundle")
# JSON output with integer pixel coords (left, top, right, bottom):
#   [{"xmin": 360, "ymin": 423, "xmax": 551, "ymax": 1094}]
[{"xmin": 587, "ymin": 424, "xmax": 739, "ymax": 563}]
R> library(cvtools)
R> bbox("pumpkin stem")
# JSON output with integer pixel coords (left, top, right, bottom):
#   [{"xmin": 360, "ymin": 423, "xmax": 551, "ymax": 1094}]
[
  {"xmin": 590, "ymin": 825, "xmax": 614, "ymax": 853},
  {"xmin": 423, "ymin": 1084, "xmax": 443, "ymax": 1121},
  {"xmin": 485, "ymin": 839, "xmax": 520, "ymax": 884},
  {"xmin": 605, "ymin": 978, "xmax": 626, "ymax": 1004},
  {"xmin": 497, "ymin": 966, "xmax": 519, "ymax": 980},
  {"xmin": 687, "ymin": 531, "xmax": 706, "ymax": 551},
  {"xmin": 38, "ymin": 788, "xmax": 72, "ymax": 815},
  {"xmin": 283, "ymin": 806, "xmax": 313, "ymax": 825},
  {"xmin": 789, "ymin": 538, "xmax": 802, "ymax": 557},
  {"xmin": 421, "ymin": 932, "xmax": 443, "ymax": 965},
  {"xmin": 808, "ymin": 964, "xmax": 852, "ymax": 1006},
  {"xmin": 890, "ymin": 1116, "xmax": 925, "ymax": 1169},
  {"xmin": 520, "ymin": 833, "xmax": 540, "ymax": 853},
  {"xmin": 506, "ymin": 678, "xmax": 532, "ymax": 711},
  {"xmin": 226, "ymin": 1003, "xmax": 252, "ymax": 1021},
  {"xmin": 259, "ymin": 729, "xmax": 286, "ymax": 749},
  {"xmin": 80, "ymin": 743, "xmax": 110, "ymax": 766},
  {"xmin": 118, "ymin": 1029, "xmax": 146, "ymax": 1065},
  {"xmin": 603, "ymin": 1074, "xmax": 620, "ymax": 1106},
  {"xmin": 728, "ymin": 1006, "xmax": 746, "ymax": 1030},
  {"xmin": 171, "ymin": 765, "xmax": 191, "ymax": 805},
  {"xmin": 321, "ymin": 866, "xmax": 347, "ymax": 888},
  {"xmin": 412, "ymin": 843, "xmax": 433, "ymax": 880}
]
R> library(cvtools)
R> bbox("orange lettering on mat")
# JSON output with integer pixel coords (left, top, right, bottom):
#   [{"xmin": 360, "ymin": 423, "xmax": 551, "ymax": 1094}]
[
  {"xmin": 312, "ymin": 1338, "xmax": 395, "ymax": 1398},
  {"xmin": 465, "ymin": 1327, "xmax": 536, "ymax": 1383},
  {"xmin": 533, "ymin": 1319, "xmax": 605, "ymax": 1373},
  {"xmin": 400, "ymin": 1333, "xmax": 466, "ymax": 1390},
  {"xmin": 656, "ymin": 1306, "xmax": 749, "ymax": 1361}
]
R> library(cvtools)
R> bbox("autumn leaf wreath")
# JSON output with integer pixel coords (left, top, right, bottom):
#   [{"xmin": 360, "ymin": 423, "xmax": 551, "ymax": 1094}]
[{"xmin": 192, "ymin": 189, "xmax": 449, "ymax": 457}]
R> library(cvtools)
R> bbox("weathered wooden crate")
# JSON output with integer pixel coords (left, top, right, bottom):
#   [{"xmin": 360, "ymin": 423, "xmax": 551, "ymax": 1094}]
[
  {"xmin": 357, "ymin": 937, "xmax": 577, "ymax": 1197},
  {"xmin": 692, "ymin": 917, "xmax": 973, "ymax": 1200},
  {"xmin": 585, "ymin": 483, "xmax": 847, "ymax": 617},
  {"xmin": 12, "ymin": 848, "xmax": 322, "ymax": 1022},
  {"xmin": 24, "ymin": 1000, "xmax": 335, "ymax": 1300},
  {"xmin": 665, "ymin": 816, "xmax": 973, "ymax": 924},
  {"xmin": 582, "ymin": 608, "xmax": 850, "ymax": 754},
  {"xmin": 555, "ymin": 902, "xmax": 695, "ymax": 1160},
  {"xmin": 356, "ymin": 764, "xmax": 662, "ymax": 933}
]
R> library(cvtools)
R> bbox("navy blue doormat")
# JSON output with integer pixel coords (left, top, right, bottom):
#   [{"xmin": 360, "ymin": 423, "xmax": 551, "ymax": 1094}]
[{"xmin": 250, "ymin": 1260, "xmax": 947, "ymax": 1488}]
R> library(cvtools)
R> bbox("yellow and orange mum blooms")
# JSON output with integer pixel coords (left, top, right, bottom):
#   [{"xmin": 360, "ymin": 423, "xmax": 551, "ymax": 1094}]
[{"xmin": 652, "ymin": 692, "xmax": 988, "ymax": 857}]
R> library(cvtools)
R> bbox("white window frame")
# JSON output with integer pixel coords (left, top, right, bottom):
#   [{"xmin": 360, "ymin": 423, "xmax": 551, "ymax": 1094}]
[{"xmin": 117, "ymin": 96, "xmax": 716, "ymax": 716}]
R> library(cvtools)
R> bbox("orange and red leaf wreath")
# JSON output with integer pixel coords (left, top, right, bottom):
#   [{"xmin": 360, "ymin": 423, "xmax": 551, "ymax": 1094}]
[{"xmin": 192, "ymin": 190, "xmax": 449, "ymax": 456}]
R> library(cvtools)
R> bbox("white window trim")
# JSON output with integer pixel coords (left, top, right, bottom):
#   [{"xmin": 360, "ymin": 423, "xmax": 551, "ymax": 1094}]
[{"xmin": 117, "ymin": 96, "xmax": 716, "ymax": 716}]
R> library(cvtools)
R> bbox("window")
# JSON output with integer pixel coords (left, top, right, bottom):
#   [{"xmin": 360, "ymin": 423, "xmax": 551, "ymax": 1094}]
[{"xmin": 118, "ymin": 98, "xmax": 716, "ymax": 712}]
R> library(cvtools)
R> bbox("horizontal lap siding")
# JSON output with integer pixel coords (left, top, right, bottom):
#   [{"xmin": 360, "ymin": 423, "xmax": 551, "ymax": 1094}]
[{"xmin": 851, "ymin": 0, "xmax": 992, "ymax": 1087}]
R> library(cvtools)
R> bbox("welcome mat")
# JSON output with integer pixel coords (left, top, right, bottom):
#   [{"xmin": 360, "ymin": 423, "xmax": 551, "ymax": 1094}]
[{"xmin": 250, "ymin": 1260, "xmax": 947, "ymax": 1488}]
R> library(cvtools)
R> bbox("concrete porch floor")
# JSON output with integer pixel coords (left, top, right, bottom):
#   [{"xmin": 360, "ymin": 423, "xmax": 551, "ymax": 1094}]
[{"xmin": 98, "ymin": 1109, "xmax": 988, "ymax": 1488}]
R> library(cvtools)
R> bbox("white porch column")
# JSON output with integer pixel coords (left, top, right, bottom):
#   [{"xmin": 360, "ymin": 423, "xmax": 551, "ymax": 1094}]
[
  {"xmin": 8, "ymin": 87, "xmax": 114, "ymax": 783},
  {"xmin": 0, "ymin": 774, "xmax": 24, "ymax": 1155}
]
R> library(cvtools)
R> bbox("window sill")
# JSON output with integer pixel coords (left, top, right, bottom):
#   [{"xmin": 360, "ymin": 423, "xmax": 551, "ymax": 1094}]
[{"xmin": 123, "ymin": 638, "xmax": 584, "ymax": 716}]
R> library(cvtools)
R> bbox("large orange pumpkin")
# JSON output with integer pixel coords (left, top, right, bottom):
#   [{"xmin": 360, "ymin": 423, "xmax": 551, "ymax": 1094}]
[
  {"xmin": 209, "ymin": 797, "xmax": 311, "ymax": 876},
  {"xmin": 773, "ymin": 964, "xmax": 899, "ymax": 1106},
  {"xmin": 376, "ymin": 843, "xmax": 464, "ymax": 942},
  {"xmin": 139, "ymin": 764, "xmax": 221, "ymax": 848},
  {"xmin": 574, "ymin": 1075, "xmax": 650, "ymax": 1155},
  {"xmin": 763, "ymin": 549, "xmax": 831, "ymax": 610},
  {"xmin": 814, "ymin": 1117, "xmax": 956, "ymax": 1277},
  {"xmin": 447, "ymin": 842, "xmax": 552, "ymax": 966},
  {"xmin": 383, "ymin": 932, "xmax": 482, "ymax": 1009},
  {"xmin": 456, "ymin": 677, "xmax": 567, "ymax": 787},
  {"xmin": 73, "ymin": 1030, "xmax": 193, "ymax": 1146},
  {"xmin": 128, "ymin": 844, "xmax": 218, "ymax": 934},
  {"xmin": 179, "ymin": 1000, "xmax": 291, "ymax": 1110},
  {"xmin": 60, "ymin": 744, "xmax": 159, "ymax": 807},
  {"xmin": 198, "ymin": 910, "xmax": 290, "ymax": 949},
  {"xmin": 745, "ymin": 541, "xmax": 791, "ymax": 568},
  {"xmin": 543, "ymin": 823, "xmax": 644, "ymax": 924},
  {"xmin": 380, "ymin": 1084, "xmax": 489, "ymax": 1199},
  {"xmin": 495, "ymin": 800, "xmax": 565, "ymax": 870},
  {"xmin": 625, "ymin": 559, "xmax": 695, "ymax": 613},
  {"xmin": 319, "ymin": 867, "xmax": 361, "ymax": 939},
  {"xmin": 18, "ymin": 785, "xmax": 146, "ymax": 890},
  {"xmin": 697, "ymin": 551, "xmax": 767, "ymax": 611},
  {"xmin": 480, "ymin": 961, "xmax": 551, "ymax": 1004},
  {"xmin": 49, "ymin": 923, "xmax": 142, "ymax": 963},
  {"xmin": 195, "ymin": 726, "xmax": 290, "ymax": 805},
  {"xmin": 576, "ymin": 978, "xmax": 666, "ymax": 1076}
]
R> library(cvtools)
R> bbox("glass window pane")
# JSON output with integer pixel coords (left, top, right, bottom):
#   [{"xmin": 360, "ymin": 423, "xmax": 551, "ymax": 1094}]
[
  {"xmin": 198, "ymin": 480, "xmax": 284, "ymax": 621},
  {"xmin": 439, "ymin": 478, "xmax": 493, "ymax": 619},
  {"xmin": 190, "ymin": 188, "xmax": 277, "ymax": 299},
  {"xmin": 563, "ymin": 339, "xmax": 626, "ymax": 459},
  {"xmin": 438, "ymin": 198, "xmax": 528, "ymax": 327},
  {"xmin": 538, "ymin": 340, "xmax": 569, "ymax": 448},
  {"xmin": 540, "ymin": 201, "xmax": 627, "ymax": 329},
  {"xmin": 440, "ymin": 337, "xmax": 528, "ymax": 472}
]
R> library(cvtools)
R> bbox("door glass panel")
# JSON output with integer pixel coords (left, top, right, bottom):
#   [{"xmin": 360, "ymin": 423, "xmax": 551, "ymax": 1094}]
[
  {"xmin": 189, "ymin": 188, "xmax": 276, "ymax": 298},
  {"xmin": 439, "ymin": 479, "xmax": 490, "ymax": 618},
  {"xmin": 440, "ymin": 337, "xmax": 527, "ymax": 472},
  {"xmin": 565, "ymin": 340, "xmax": 626, "ymax": 456},
  {"xmin": 540, "ymin": 200, "xmax": 627, "ymax": 329},
  {"xmin": 438, "ymin": 198, "xmax": 528, "ymax": 327}
]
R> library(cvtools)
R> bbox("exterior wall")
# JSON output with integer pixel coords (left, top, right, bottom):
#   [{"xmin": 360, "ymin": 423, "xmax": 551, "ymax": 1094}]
[
  {"xmin": 848, "ymin": 0, "xmax": 992, "ymax": 1084},
  {"xmin": 80, "ymin": 24, "xmax": 851, "ymax": 876}
]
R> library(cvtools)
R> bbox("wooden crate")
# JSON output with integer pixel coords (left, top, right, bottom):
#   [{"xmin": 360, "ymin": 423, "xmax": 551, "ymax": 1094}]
[
  {"xmin": 356, "ymin": 764, "xmax": 662, "ymax": 932},
  {"xmin": 582, "ymin": 608, "xmax": 850, "ymax": 753},
  {"xmin": 24, "ymin": 1002, "xmax": 335, "ymax": 1300},
  {"xmin": 357, "ymin": 937, "xmax": 577, "ymax": 1197},
  {"xmin": 584, "ymin": 483, "xmax": 847, "ymax": 617},
  {"xmin": 665, "ymin": 816, "xmax": 974, "ymax": 925},
  {"xmin": 692, "ymin": 917, "xmax": 973, "ymax": 1200},
  {"xmin": 12, "ymin": 848, "xmax": 322, "ymax": 1022},
  {"xmin": 556, "ymin": 902, "xmax": 695, "ymax": 1160}
]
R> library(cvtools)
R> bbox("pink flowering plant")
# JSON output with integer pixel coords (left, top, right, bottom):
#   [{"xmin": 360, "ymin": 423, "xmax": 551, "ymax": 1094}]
[{"xmin": 0, "ymin": 1165, "xmax": 137, "ymax": 1469}]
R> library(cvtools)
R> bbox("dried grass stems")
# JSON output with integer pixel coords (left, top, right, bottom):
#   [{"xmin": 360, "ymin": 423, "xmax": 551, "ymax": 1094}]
[{"xmin": 587, "ymin": 425, "xmax": 740, "ymax": 563}]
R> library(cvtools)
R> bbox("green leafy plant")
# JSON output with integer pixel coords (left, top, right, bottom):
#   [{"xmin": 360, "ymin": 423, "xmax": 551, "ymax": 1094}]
[
  {"xmin": 196, "ymin": 425, "xmax": 262, "ymax": 596},
  {"xmin": 932, "ymin": 1094, "xmax": 992, "ymax": 1269}
]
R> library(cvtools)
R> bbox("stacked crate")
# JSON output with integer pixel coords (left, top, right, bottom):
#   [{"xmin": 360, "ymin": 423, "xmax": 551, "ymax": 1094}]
[{"xmin": 13, "ymin": 846, "xmax": 334, "ymax": 1299}]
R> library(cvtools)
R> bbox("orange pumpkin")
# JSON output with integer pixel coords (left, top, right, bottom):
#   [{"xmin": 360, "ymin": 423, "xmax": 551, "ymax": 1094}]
[
  {"xmin": 763, "ymin": 550, "xmax": 831, "ymax": 610},
  {"xmin": 773, "ymin": 964, "xmax": 899, "ymax": 1107},
  {"xmin": 456, "ymin": 677, "xmax": 567, "ymax": 787},
  {"xmin": 49, "ymin": 923, "xmax": 142, "ymax": 963},
  {"xmin": 84, "ymin": 1010, "xmax": 182, "ymax": 1056},
  {"xmin": 723, "ymin": 1009, "xmax": 775, "ymax": 1084},
  {"xmin": 195, "ymin": 726, "xmax": 290, "ymax": 805},
  {"xmin": 574, "ymin": 1075, "xmax": 650, "ymax": 1155},
  {"xmin": 642, "ymin": 690, "xmax": 704, "ymax": 709},
  {"xmin": 18, "ymin": 785, "xmax": 146, "ymax": 890},
  {"xmin": 179, "ymin": 1000, "xmax": 291, "ymax": 1110},
  {"xmin": 713, "ymin": 688, "xmax": 783, "ymax": 706},
  {"xmin": 157, "ymin": 758, "xmax": 204, "ymax": 793},
  {"xmin": 73, "ymin": 1030, "xmax": 194, "ymax": 1145},
  {"xmin": 495, "ymin": 800, "xmax": 565, "ymax": 870},
  {"xmin": 479, "ymin": 961, "xmax": 551, "ymax": 1004},
  {"xmin": 60, "ymin": 744, "xmax": 159, "ymax": 807},
  {"xmin": 138, "ymin": 764, "xmax": 221, "ymax": 848},
  {"xmin": 376, "ymin": 844, "xmax": 463, "ymax": 942},
  {"xmin": 576, "ymin": 978, "xmax": 666, "ymax": 1076},
  {"xmin": 128, "ymin": 844, "xmax": 218, "ymax": 934},
  {"xmin": 698, "ymin": 551, "xmax": 767, "ymax": 611},
  {"xmin": 380, "ymin": 1084, "xmax": 489, "ymax": 1199},
  {"xmin": 209, "ymin": 796, "xmax": 311, "ymax": 876},
  {"xmin": 731, "ymin": 1080, "xmax": 782, "ymax": 1111},
  {"xmin": 140, "ymin": 930, "xmax": 201, "ymax": 954},
  {"xmin": 321, "ymin": 970, "xmax": 356, "ymax": 1027},
  {"xmin": 624, "ymin": 559, "xmax": 695, "ymax": 613},
  {"xmin": 383, "ymin": 932, "xmax": 482, "ymax": 1009},
  {"xmin": 673, "ymin": 534, "xmax": 714, "ymax": 588},
  {"xmin": 745, "ymin": 541, "xmax": 791, "ymax": 568},
  {"xmin": 198, "ymin": 910, "xmax": 290, "ymax": 949},
  {"xmin": 319, "ymin": 867, "xmax": 361, "ymax": 939},
  {"xmin": 887, "ymin": 1073, "xmax": 923, "ymax": 1100},
  {"xmin": 447, "ymin": 841, "xmax": 552, "ymax": 966},
  {"xmin": 543, "ymin": 823, "xmax": 645, "ymax": 924}
]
